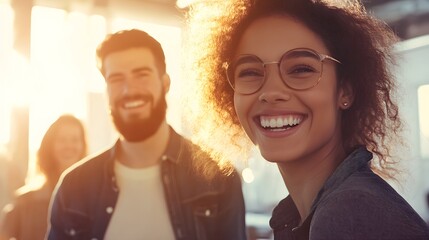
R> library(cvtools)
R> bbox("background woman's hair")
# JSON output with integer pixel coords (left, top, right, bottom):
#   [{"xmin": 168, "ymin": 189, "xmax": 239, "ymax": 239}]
[
  {"xmin": 37, "ymin": 114, "xmax": 87, "ymax": 187},
  {"xmin": 184, "ymin": 0, "xmax": 403, "ymax": 179}
]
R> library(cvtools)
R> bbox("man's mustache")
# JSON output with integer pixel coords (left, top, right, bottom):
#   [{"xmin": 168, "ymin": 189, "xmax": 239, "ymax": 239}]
[{"xmin": 115, "ymin": 94, "xmax": 153, "ymax": 107}]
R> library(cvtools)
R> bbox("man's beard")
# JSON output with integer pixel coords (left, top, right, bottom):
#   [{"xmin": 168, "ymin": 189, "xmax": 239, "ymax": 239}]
[{"xmin": 110, "ymin": 92, "xmax": 167, "ymax": 142}]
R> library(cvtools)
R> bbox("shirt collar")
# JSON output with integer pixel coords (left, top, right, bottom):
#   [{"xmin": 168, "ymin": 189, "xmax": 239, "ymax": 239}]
[
  {"xmin": 269, "ymin": 196, "xmax": 300, "ymax": 230},
  {"xmin": 103, "ymin": 126, "xmax": 183, "ymax": 189}
]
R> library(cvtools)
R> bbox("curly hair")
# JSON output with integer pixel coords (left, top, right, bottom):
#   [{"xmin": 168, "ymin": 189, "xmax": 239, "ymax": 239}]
[{"xmin": 184, "ymin": 0, "xmax": 403, "ymax": 179}]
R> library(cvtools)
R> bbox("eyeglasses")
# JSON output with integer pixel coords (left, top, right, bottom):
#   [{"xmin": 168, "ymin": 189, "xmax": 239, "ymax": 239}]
[{"xmin": 223, "ymin": 48, "xmax": 341, "ymax": 95}]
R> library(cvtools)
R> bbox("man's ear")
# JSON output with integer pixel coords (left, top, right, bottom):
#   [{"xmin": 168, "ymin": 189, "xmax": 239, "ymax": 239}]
[
  {"xmin": 338, "ymin": 82, "xmax": 354, "ymax": 109},
  {"xmin": 162, "ymin": 73, "xmax": 171, "ymax": 93}
]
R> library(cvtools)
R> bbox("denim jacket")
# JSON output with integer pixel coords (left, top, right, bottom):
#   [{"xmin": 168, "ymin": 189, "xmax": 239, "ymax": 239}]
[
  {"xmin": 270, "ymin": 146, "xmax": 429, "ymax": 240},
  {"xmin": 48, "ymin": 127, "xmax": 247, "ymax": 240}
]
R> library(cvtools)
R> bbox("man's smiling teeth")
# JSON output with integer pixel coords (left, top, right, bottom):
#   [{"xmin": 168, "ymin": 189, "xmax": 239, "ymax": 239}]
[
  {"xmin": 123, "ymin": 100, "xmax": 145, "ymax": 109},
  {"xmin": 260, "ymin": 115, "xmax": 302, "ymax": 128}
]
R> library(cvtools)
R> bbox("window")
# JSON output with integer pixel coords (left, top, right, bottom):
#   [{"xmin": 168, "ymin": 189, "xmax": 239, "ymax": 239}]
[
  {"xmin": 0, "ymin": 3, "xmax": 15, "ymax": 145},
  {"xmin": 1, "ymin": 3, "xmax": 184, "ymax": 184}
]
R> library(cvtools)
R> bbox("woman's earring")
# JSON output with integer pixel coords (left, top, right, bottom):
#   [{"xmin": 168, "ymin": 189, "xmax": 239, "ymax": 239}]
[{"xmin": 343, "ymin": 102, "xmax": 348, "ymax": 107}]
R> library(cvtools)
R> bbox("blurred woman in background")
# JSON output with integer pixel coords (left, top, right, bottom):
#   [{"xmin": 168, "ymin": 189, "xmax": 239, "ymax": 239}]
[{"xmin": 0, "ymin": 114, "xmax": 87, "ymax": 240}]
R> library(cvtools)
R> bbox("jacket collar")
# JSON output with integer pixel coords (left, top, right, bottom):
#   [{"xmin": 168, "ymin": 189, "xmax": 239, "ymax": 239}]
[
  {"xmin": 270, "ymin": 146, "xmax": 373, "ymax": 230},
  {"xmin": 105, "ymin": 126, "xmax": 184, "ymax": 174},
  {"xmin": 104, "ymin": 126, "xmax": 183, "ymax": 190},
  {"xmin": 310, "ymin": 146, "xmax": 372, "ymax": 212},
  {"xmin": 161, "ymin": 126, "xmax": 184, "ymax": 165}
]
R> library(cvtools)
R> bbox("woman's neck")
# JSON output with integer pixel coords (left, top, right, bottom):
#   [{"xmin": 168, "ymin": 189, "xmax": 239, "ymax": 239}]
[{"xmin": 277, "ymin": 145, "xmax": 346, "ymax": 224}]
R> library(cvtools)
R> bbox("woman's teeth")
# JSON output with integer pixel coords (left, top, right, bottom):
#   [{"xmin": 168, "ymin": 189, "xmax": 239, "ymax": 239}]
[{"xmin": 260, "ymin": 115, "xmax": 302, "ymax": 128}]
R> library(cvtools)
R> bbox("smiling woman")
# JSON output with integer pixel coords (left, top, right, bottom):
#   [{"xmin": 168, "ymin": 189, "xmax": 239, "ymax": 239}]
[
  {"xmin": 0, "ymin": 114, "xmax": 88, "ymax": 240},
  {"xmin": 185, "ymin": 0, "xmax": 429, "ymax": 239}
]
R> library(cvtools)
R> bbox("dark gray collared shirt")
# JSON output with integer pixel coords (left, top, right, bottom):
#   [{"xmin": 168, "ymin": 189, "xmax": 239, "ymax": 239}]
[{"xmin": 270, "ymin": 146, "xmax": 429, "ymax": 240}]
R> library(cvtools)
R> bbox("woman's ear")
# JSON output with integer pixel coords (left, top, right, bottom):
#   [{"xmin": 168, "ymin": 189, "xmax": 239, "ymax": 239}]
[{"xmin": 338, "ymin": 82, "xmax": 354, "ymax": 110}]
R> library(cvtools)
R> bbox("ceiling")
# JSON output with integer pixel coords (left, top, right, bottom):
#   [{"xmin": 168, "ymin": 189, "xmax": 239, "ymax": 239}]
[
  {"xmin": 143, "ymin": 0, "xmax": 429, "ymax": 40},
  {"xmin": 30, "ymin": 0, "xmax": 429, "ymax": 40},
  {"xmin": 133, "ymin": 0, "xmax": 429, "ymax": 40},
  {"xmin": 363, "ymin": 0, "xmax": 429, "ymax": 40}
]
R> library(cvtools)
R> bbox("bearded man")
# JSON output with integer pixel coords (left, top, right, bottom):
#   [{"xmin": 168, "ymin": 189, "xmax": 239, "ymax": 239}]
[{"xmin": 47, "ymin": 29, "xmax": 246, "ymax": 240}]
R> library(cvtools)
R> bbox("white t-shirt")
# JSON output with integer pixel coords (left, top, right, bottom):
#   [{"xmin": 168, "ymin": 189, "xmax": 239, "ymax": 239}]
[{"xmin": 104, "ymin": 161, "xmax": 176, "ymax": 240}]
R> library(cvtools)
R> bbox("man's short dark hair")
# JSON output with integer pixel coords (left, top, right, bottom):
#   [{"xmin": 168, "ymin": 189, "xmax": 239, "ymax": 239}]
[{"xmin": 96, "ymin": 29, "xmax": 166, "ymax": 75}]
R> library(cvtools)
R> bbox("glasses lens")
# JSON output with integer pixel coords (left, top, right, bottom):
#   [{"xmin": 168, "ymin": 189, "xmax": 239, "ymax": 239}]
[
  {"xmin": 229, "ymin": 55, "xmax": 265, "ymax": 94},
  {"xmin": 280, "ymin": 49, "xmax": 322, "ymax": 90}
]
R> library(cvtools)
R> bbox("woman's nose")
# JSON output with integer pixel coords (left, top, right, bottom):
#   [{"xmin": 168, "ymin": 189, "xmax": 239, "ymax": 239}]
[{"xmin": 258, "ymin": 66, "xmax": 292, "ymax": 103}]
